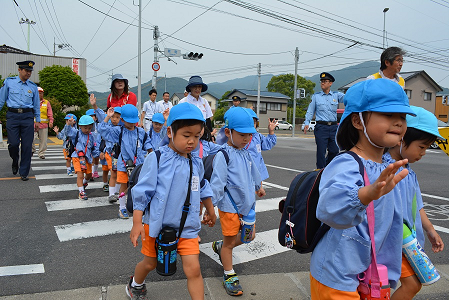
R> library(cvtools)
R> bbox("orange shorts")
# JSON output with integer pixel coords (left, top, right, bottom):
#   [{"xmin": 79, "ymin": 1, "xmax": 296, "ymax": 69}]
[
  {"xmin": 218, "ymin": 209, "xmax": 241, "ymax": 237},
  {"xmin": 310, "ymin": 274, "xmax": 360, "ymax": 300},
  {"xmin": 141, "ymin": 224, "xmax": 199, "ymax": 257},
  {"xmin": 102, "ymin": 152, "xmax": 112, "ymax": 171},
  {"xmin": 72, "ymin": 157, "xmax": 92, "ymax": 174},
  {"xmin": 63, "ymin": 148, "xmax": 71, "ymax": 160},
  {"xmin": 117, "ymin": 170, "xmax": 128, "ymax": 184},
  {"xmin": 401, "ymin": 253, "xmax": 416, "ymax": 278}
]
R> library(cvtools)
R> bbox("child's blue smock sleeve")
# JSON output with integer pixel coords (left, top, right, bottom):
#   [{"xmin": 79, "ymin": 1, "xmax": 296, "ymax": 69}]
[
  {"xmin": 259, "ymin": 133, "xmax": 277, "ymax": 151},
  {"xmin": 207, "ymin": 141, "xmax": 223, "ymax": 156},
  {"xmin": 200, "ymin": 178, "xmax": 213, "ymax": 201},
  {"xmin": 132, "ymin": 151, "xmax": 158, "ymax": 211},
  {"xmin": 65, "ymin": 125, "xmax": 77, "ymax": 139},
  {"xmin": 91, "ymin": 135, "xmax": 100, "ymax": 158},
  {"xmin": 249, "ymin": 154, "xmax": 262, "ymax": 191},
  {"xmin": 98, "ymin": 122, "xmax": 120, "ymax": 143},
  {"xmin": 95, "ymin": 108, "xmax": 106, "ymax": 123},
  {"xmin": 210, "ymin": 151, "xmax": 228, "ymax": 207},
  {"xmin": 317, "ymin": 154, "xmax": 367, "ymax": 229},
  {"xmin": 142, "ymin": 131, "xmax": 152, "ymax": 151}
]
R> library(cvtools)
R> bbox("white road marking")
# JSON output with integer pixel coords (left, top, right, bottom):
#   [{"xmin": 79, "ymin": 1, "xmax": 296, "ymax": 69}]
[
  {"xmin": 31, "ymin": 160, "xmax": 67, "ymax": 164},
  {"xmin": 32, "ymin": 155, "xmax": 65, "ymax": 160},
  {"xmin": 266, "ymin": 164, "xmax": 304, "ymax": 173},
  {"xmin": 434, "ymin": 225, "xmax": 449, "ymax": 234},
  {"xmin": 0, "ymin": 264, "xmax": 45, "ymax": 277},
  {"xmin": 200, "ymin": 229, "xmax": 291, "ymax": 265},
  {"xmin": 262, "ymin": 181, "xmax": 290, "ymax": 191},
  {"xmin": 39, "ymin": 182, "xmax": 104, "ymax": 193},
  {"xmin": 33, "ymin": 166, "xmax": 69, "ymax": 171},
  {"xmin": 35, "ymin": 171, "xmax": 104, "ymax": 180},
  {"xmin": 422, "ymin": 193, "xmax": 449, "ymax": 202},
  {"xmin": 46, "ymin": 196, "xmax": 113, "ymax": 211},
  {"xmin": 55, "ymin": 219, "xmax": 132, "ymax": 242}
]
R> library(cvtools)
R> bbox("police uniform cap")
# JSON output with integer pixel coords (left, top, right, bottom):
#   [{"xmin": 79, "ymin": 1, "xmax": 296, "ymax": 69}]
[
  {"xmin": 17, "ymin": 61, "xmax": 35, "ymax": 71},
  {"xmin": 232, "ymin": 96, "xmax": 241, "ymax": 102},
  {"xmin": 320, "ymin": 72, "xmax": 335, "ymax": 82}
]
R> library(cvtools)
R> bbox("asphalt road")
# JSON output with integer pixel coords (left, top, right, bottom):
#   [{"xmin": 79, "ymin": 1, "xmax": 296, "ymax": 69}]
[{"xmin": 0, "ymin": 136, "xmax": 448, "ymax": 297}]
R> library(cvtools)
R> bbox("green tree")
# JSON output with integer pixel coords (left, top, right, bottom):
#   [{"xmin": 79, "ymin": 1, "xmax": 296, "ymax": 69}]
[
  {"xmin": 266, "ymin": 74, "xmax": 315, "ymax": 118},
  {"xmin": 218, "ymin": 90, "xmax": 232, "ymax": 109},
  {"xmin": 39, "ymin": 65, "xmax": 88, "ymax": 109}
]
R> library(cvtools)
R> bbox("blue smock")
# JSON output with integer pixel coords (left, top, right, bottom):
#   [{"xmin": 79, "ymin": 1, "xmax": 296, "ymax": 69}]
[
  {"xmin": 65, "ymin": 125, "xmax": 100, "ymax": 164},
  {"xmin": 192, "ymin": 140, "xmax": 223, "ymax": 158},
  {"xmin": 147, "ymin": 126, "xmax": 167, "ymax": 151}
]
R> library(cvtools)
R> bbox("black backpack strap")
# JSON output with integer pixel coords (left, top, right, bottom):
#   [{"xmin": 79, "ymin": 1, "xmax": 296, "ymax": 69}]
[
  {"xmin": 142, "ymin": 129, "xmax": 148, "ymax": 150},
  {"xmin": 154, "ymin": 149, "xmax": 161, "ymax": 167},
  {"xmin": 178, "ymin": 154, "xmax": 193, "ymax": 238},
  {"xmin": 118, "ymin": 126, "xmax": 124, "ymax": 149},
  {"xmin": 149, "ymin": 128, "xmax": 153, "ymax": 139},
  {"xmin": 338, "ymin": 151, "xmax": 364, "ymax": 178},
  {"xmin": 219, "ymin": 148, "xmax": 230, "ymax": 164}
]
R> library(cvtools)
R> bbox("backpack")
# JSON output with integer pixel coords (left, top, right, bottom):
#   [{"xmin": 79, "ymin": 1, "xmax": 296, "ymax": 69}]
[
  {"xmin": 278, "ymin": 151, "xmax": 364, "ymax": 253},
  {"xmin": 126, "ymin": 150, "xmax": 161, "ymax": 213},
  {"xmin": 66, "ymin": 132, "xmax": 80, "ymax": 157},
  {"xmin": 202, "ymin": 149, "xmax": 229, "ymax": 182},
  {"xmin": 111, "ymin": 126, "xmax": 148, "ymax": 159}
]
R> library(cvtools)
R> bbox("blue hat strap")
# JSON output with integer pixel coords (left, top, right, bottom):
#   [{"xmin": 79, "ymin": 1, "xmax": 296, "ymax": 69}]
[{"xmin": 359, "ymin": 112, "xmax": 383, "ymax": 149}]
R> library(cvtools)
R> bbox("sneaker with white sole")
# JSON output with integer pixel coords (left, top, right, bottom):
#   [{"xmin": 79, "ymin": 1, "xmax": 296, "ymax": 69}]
[
  {"xmin": 119, "ymin": 209, "xmax": 129, "ymax": 219},
  {"xmin": 92, "ymin": 171, "xmax": 100, "ymax": 178},
  {"xmin": 108, "ymin": 194, "xmax": 118, "ymax": 203},
  {"xmin": 79, "ymin": 191, "xmax": 88, "ymax": 200},
  {"xmin": 67, "ymin": 169, "xmax": 73, "ymax": 176},
  {"xmin": 126, "ymin": 276, "xmax": 148, "ymax": 300},
  {"xmin": 103, "ymin": 184, "xmax": 109, "ymax": 192},
  {"xmin": 223, "ymin": 273, "xmax": 243, "ymax": 296}
]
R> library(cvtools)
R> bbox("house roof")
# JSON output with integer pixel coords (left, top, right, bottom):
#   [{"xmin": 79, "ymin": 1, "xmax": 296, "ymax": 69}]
[
  {"xmin": 339, "ymin": 70, "xmax": 442, "ymax": 92},
  {"xmin": 201, "ymin": 92, "xmax": 219, "ymax": 100},
  {"xmin": 171, "ymin": 93, "xmax": 185, "ymax": 100},
  {"xmin": 225, "ymin": 89, "xmax": 290, "ymax": 100},
  {"xmin": 0, "ymin": 44, "xmax": 32, "ymax": 54}
]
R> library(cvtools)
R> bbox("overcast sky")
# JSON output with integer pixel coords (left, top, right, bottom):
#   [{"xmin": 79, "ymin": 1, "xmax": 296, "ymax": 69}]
[{"xmin": 2, "ymin": 0, "xmax": 449, "ymax": 92}]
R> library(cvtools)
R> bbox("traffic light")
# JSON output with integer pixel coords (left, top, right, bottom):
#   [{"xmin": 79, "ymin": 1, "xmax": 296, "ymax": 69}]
[
  {"xmin": 183, "ymin": 52, "xmax": 203, "ymax": 60},
  {"xmin": 299, "ymin": 88, "xmax": 306, "ymax": 98}
]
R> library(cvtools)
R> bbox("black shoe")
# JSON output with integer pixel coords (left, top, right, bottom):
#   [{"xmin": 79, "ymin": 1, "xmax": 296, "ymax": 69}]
[
  {"xmin": 12, "ymin": 164, "xmax": 18, "ymax": 175},
  {"xmin": 21, "ymin": 176, "xmax": 29, "ymax": 181}
]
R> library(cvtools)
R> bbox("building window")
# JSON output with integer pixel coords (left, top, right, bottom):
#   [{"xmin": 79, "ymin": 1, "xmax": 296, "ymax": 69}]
[
  {"xmin": 405, "ymin": 89, "xmax": 412, "ymax": 99},
  {"xmin": 424, "ymin": 92, "xmax": 432, "ymax": 101},
  {"xmin": 439, "ymin": 115, "xmax": 447, "ymax": 119},
  {"xmin": 254, "ymin": 102, "xmax": 267, "ymax": 114},
  {"xmin": 267, "ymin": 103, "xmax": 281, "ymax": 111}
]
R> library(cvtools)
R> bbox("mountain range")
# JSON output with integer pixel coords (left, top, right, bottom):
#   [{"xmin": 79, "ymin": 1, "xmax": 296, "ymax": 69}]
[{"xmin": 91, "ymin": 61, "xmax": 448, "ymax": 108}]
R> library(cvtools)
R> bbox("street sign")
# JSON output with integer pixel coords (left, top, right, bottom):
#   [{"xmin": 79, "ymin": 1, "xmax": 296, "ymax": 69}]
[
  {"xmin": 152, "ymin": 62, "xmax": 160, "ymax": 72},
  {"xmin": 164, "ymin": 48, "xmax": 182, "ymax": 57}
]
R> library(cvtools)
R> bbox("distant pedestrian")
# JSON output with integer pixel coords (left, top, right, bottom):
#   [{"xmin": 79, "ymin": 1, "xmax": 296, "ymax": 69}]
[
  {"xmin": 106, "ymin": 74, "xmax": 137, "ymax": 108},
  {"xmin": 231, "ymin": 95, "xmax": 241, "ymax": 107},
  {"xmin": 156, "ymin": 91, "xmax": 173, "ymax": 112},
  {"xmin": 0, "ymin": 60, "xmax": 40, "ymax": 181},
  {"xmin": 140, "ymin": 89, "xmax": 159, "ymax": 132},
  {"xmin": 32, "ymin": 87, "xmax": 53, "ymax": 159},
  {"xmin": 367, "ymin": 46, "xmax": 406, "ymax": 89},
  {"xmin": 304, "ymin": 72, "xmax": 344, "ymax": 169}
]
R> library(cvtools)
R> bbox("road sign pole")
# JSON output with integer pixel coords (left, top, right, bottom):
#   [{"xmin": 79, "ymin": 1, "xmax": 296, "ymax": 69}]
[
  {"xmin": 292, "ymin": 47, "xmax": 299, "ymax": 137},
  {"xmin": 152, "ymin": 26, "xmax": 159, "ymax": 90}
]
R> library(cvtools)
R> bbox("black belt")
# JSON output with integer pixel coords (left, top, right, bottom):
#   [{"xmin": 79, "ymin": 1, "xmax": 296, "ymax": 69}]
[
  {"xmin": 316, "ymin": 121, "xmax": 337, "ymax": 125},
  {"xmin": 145, "ymin": 118, "xmax": 152, "ymax": 121},
  {"xmin": 8, "ymin": 107, "xmax": 33, "ymax": 113}
]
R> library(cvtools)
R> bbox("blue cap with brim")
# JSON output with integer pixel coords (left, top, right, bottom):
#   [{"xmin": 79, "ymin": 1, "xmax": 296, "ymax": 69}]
[
  {"xmin": 406, "ymin": 106, "xmax": 445, "ymax": 140},
  {"xmin": 79, "ymin": 115, "xmax": 94, "ymax": 126},
  {"xmin": 340, "ymin": 79, "xmax": 416, "ymax": 127},
  {"xmin": 120, "ymin": 104, "xmax": 139, "ymax": 123},
  {"xmin": 86, "ymin": 109, "xmax": 95, "ymax": 116},
  {"xmin": 225, "ymin": 107, "xmax": 257, "ymax": 134},
  {"xmin": 246, "ymin": 108, "xmax": 259, "ymax": 120},
  {"xmin": 64, "ymin": 113, "xmax": 77, "ymax": 121},
  {"xmin": 152, "ymin": 113, "xmax": 165, "ymax": 124},
  {"xmin": 167, "ymin": 102, "xmax": 205, "ymax": 127},
  {"xmin": 112, "ymin": 107, "xmax": 121, "ymax": 115}
]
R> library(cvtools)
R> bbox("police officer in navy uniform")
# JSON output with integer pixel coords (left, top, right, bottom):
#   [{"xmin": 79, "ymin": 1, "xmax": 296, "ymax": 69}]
[
  {"xmin": 304, "ymin": 72, "xmax": 344, "ymax": 169},
  {"xmin": 0, "ymin": 61, "xmax": 41, "ymax": 181},
  {"xmin": 231, "ymin": 95, "xmax": 242, "ymax": 107}
]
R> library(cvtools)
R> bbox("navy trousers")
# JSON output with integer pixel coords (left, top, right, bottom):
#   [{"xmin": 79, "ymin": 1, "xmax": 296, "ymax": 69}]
[
  {"xmin": 313, "ymin": 123, "xmax": 339, "ymax": 169},
  {"xmin": 6, "ymin": 111, "xmax": 34, "ymax": 177}
]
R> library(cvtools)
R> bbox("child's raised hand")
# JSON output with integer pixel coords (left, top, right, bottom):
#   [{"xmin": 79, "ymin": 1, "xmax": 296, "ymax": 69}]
[
  {"xmin": 359, "ymin": 159, "xmax": 409, "ymax": 205},
  {"xmin": 268, "ymin": 118, "xmax": 278, "ymax": 132},
  {"xmin": 129, "ymin": 224, "xmax": 146, "ymax": 247},
  {"xmin": 89, "ymin": 93, "xmax": 96, "ymax": 107},
  {"xmin": 106, "ymin": 107, "xmax": 115, "ymax": 118},
  {"xmin": 427, "ymin": 230, "xmax": 444, "ymax": 253},
  {"xmin": 163, "ymin": 108, "xmax": 170, "ymax": 120},
  {"xmin": 67, "ymin": 117, "xmax": 76, "ymax": 126},
  {"xmin": 53, "ymin": 126, "xmax": 59, "ymax": 134}
]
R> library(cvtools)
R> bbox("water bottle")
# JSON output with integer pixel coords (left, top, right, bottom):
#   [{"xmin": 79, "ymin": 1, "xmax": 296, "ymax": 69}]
[
  {"xmin": 112, "ymin": 157, "xmax": 117, "ymax": 170},
  {"xmin": 155, "ymin": 227, "xmax": 178, "ymax": 276},
  {"xmin": 241, "ymin": 208, "xmax": 256, "ymax": 243},
  {"xmin": 78, "ymin": 151, "xmax": 87, "ymax": 171},
  {"xmin": 402, "ymin": 223, "xmax": 440, "ymax": 285}
]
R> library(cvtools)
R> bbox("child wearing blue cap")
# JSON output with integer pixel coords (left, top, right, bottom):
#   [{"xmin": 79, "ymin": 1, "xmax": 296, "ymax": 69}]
[
  {"xmin": 53, "ymin": 113, "xmax": 77, "ymax": 176},
  {"xmin": 64, "ymin": 115, "xmax": 100, "ymax": 200},
  {"xmin": 209, "ymin": 107, "xmax": 265, "ymax": 297},
  {"xmin": 147, "ymin": 112, "xmax": 168, "ymax": 152},
  {"xmin": 98, "ymin": 104, "xmax": 151, "ymax": 219},
  {"xmin": 310, "ymin": 79, "xmax": 414, "ymax": 298},
  {"xmin": 86, "ymin": 108, "xmax": 101, "ymax": 179},
  {"xmin": 385, "ymin": 106, "xmax": 445, "ymax": 300},
  {"xmin": 127, "ymin": 102, "xmax": 216, "ymax": 300}
]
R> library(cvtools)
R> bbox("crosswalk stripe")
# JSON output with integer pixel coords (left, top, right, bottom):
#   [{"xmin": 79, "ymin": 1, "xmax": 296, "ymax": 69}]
[
  {"xmin": 35, "ymin": 171, "xmax": 103, "ymax": 180},
  {"xmin": 33, "ymin": 166, "xmax": 68, "ymax": 171},
  {"xmin": 46, "ymin": 196, "xmax": 113, "ymax": 211},
  {"xmin": 55, "ymin": 219, "xmax": 132, "ymax": 242},
  {"xmin": 266, "ymin": 164, "xmax": 304, "ymax": 173},
  {"xmin": 31, "ymin": 160, "xmax": 67, "ymax": 165},
  {"xmin": 32, "ymin": 155, "xmax": 65, "ymax": 159},
  {"xmin": 40, "ymin": 182, "xmax": 104, "ymax": 193},
  {"xmin": 0, "ymin": 264, "xmax": 45, "ymax": 277},
  {"xmin": 263, "ymin": 181, "xmax": 289, "ymax": 191}
]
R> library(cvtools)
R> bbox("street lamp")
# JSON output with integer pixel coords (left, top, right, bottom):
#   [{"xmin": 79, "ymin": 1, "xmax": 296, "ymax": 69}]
[
  {"xmin": 383, "ymin": 8, "xmax": 389, "ymax": 49},
  {"xmin": 19, "ymin": 18, "xmax": 36, "ymax": 52}
]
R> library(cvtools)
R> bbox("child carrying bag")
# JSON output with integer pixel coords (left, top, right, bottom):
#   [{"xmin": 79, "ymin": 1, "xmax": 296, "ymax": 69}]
[{"xmin": 357, "ymin": 171, "xmax": 390, "ymax": 300}]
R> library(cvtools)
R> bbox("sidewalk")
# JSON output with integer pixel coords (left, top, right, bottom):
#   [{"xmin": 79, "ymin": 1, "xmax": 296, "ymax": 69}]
[{"xmin": 2, "ymin": 266, "xmax": 449, "ymax": 300}]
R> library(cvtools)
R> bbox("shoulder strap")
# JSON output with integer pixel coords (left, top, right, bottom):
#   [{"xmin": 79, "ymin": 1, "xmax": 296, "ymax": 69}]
[
  {"xmin": 149, "ymin": 128, "xmax": 153, "ymax": 139},
  {"xmin": 178, "ymin": 154, "xmax": 193, "ymax": 238},
  {"xmin": 142, "ymin": 130, "xmax": 148, "ymax": 149},
  {"xmin": 154, "ymin": 149, "xmax": 161, "ymax": 166},
  {"xmin": 199, "ymin": 142, "xmax": 204, "ymax": 158},
  {"xmin": 75, "ymin": 131, "xmax": 79, "ymax": 147},
  {"xmin": 118, "ymin": 126, "xmax": 124, "ymax": 148}
]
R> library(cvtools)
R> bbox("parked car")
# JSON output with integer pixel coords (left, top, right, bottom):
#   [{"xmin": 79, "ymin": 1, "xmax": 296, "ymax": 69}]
[
  {"xmin": 275, "ymin": 120, "xmax": 293, "ymax": 130},
  {"xmin": 429, "ymin": 119, "xmax": 449, "ymax": 149},
  {"xmin": 301, "ymin": 120, "xmax": 316, "ymax": 132}
]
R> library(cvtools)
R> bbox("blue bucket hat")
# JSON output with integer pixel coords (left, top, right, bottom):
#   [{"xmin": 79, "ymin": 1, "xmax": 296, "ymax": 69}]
[
  {"xmin": 225, "ymin": 107, "xmax": 257, "ymax": 134},
  {"xmin": 64, "ymin": 113, "xmax": 77, "ymax": 121},
  {"xmin": 406, "ymin": 106, "xmax": 445, "ymax": 140},
  {"xmin": 86, "ymin": 109, "xmax": 95, "ymax": 116},
  {"xmin": 185, "ymin": 76, "xmax": 208, "ymax": 93},
  {"xmin": 110, "ymin": 74, "xmax": 128, "ymax": 90},
  {"xmin": 152, "ymin": 113, "xmax": 165, "ymax": 124},
  {"xmin": 167, "ymin": 102, "xmax": 205, "ymax": 127},
  {"xmin": 79, "ymin": 115, "xmax": 94, "ymax": 126},
  {"xmin": 340, "ymin": 79, "xmax": 416, "ymax": 126},
  {"xmin": 120, "ymin": 104, "xmax": 139, "ymax": 123},
  {"xmin": 112, "ymin": 106, "xmax": 121, "ymax": 115}
]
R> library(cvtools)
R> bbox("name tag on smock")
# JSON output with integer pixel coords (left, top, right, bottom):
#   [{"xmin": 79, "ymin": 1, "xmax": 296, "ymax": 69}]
[
  {"xmin": 191, "ymin": 176, "xmax": 199, "ymax": 191},
  {"xmin": 256, "ymin": 144, "xmax": 261, "ymax": 153}
]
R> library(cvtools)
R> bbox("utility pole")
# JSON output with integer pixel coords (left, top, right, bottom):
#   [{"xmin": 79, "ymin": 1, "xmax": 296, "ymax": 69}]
[
  {"xmin": 137, "ymin": 0, "xmax": 142, "ymax": 112},
  {"xmin": 292, "ymin": 47, "xmax": 299, "ymax": 137},
  {"xmin": 256, "ymin": 63, "xmax": 261, "ymax": 119},
  {"xmin": 152, "ymin": 26, "xmax": 160, "ymax": 90},
  {"xmin": 53, "ymin": 37, "xmax": 70, "ymax": 56},
  {"xmin": 19, "ymin": 18, "xmax": 36, "ymax": 52}
]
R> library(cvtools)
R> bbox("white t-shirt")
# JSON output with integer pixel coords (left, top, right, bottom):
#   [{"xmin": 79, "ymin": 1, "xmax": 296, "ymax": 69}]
[
  {"xmin": 156, "ymin": 100, "xmax": 173, "ymax": 113},
  {"xmin": 142, "ymin": 100, "xmax": 158, "ymax": 120},
  {"xmin": 179, "ymin": 94, "xmax": 213, "ymax": 119}
]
